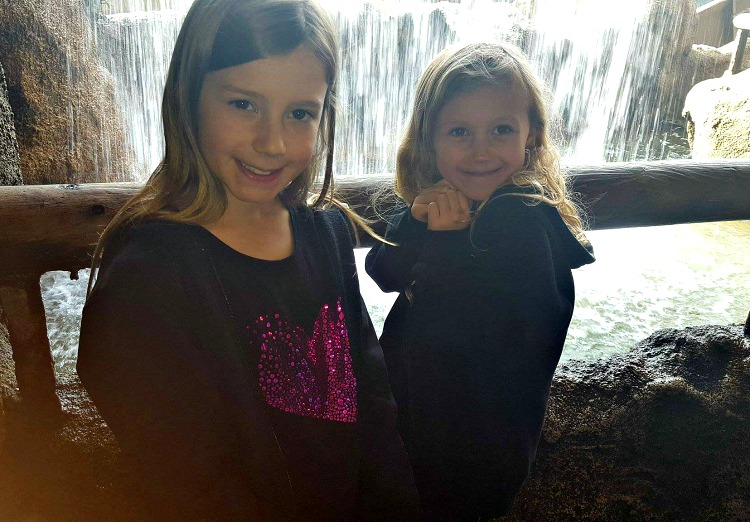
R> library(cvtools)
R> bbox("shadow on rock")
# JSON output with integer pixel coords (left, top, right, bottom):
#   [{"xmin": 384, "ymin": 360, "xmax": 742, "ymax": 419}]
[{"xmin": 0, "ymin": 371, "xmax": 140, "ymax": 521}]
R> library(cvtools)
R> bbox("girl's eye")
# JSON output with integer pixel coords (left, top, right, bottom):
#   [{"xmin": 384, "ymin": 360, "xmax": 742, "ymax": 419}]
[
  {"xmin": 230, "ymin": 100, "xmax": 255, "ymax": 111},
  {"xmin": 290, "ymin": 109, "xmax": 313, "ymax": 121},
  {"xmin": 494, "ymin": 125, "xmax": 514, "ymax": 135},
  {"xmin": 448, "ymin": 128, "xmax": 468, "ymax": 137}
]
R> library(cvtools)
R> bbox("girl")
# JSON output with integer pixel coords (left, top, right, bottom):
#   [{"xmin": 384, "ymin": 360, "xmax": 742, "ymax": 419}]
[
  {"xmin": 77, "ymin": 1, "xmax": 418, "ymax": 520},
  {"xmin": 366, "ymin": 42, "xmax": 595, "ymax": 521}
]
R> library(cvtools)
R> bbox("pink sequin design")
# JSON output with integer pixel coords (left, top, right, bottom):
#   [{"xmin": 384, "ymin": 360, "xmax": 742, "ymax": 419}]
[{"xmin": 252, "ymin": 298, "xmax": 357, "ymax": 423}]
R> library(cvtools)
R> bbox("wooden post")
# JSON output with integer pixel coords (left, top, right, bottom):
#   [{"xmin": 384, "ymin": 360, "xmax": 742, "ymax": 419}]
[
  {"xmin": 729, "ymin": 13, "xmax": 750, "ymax": 75},
  {"xmin": 0, "ymin": 275, "xmax": 60, "ymax": 415}
]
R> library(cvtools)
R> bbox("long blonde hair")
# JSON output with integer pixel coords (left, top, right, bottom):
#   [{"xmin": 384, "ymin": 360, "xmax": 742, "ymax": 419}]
[
  {"xmin": 89, "ymin": 0, "xmax": 372, "ymax": 293},
  {"xmin": 395, "ymin": 42, "xmax": 588, "ymax": 243}
]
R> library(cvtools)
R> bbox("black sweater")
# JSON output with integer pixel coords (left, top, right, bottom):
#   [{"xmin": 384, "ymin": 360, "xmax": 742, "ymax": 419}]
[
  {"xmin": 366, "ymin": 187, "xmax": 594, "ymax": 520},
  {"xmin": 77, "ymin": 206, "xmax": 418, "ymax": 521}
]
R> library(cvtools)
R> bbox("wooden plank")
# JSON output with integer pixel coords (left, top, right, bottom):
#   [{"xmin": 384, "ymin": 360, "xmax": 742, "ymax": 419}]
[
  {"xmin": 0, "ymin": 160, "xmax": 749, "ymax": 275},
  {"xmin": 341, "ymin": 160, "xmax": 750, "ymax": 240}
]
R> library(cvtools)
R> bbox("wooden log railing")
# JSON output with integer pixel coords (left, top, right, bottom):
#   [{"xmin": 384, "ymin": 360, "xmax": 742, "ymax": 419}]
[{"xmin": 1, "ymin": 159, "xmax": 750, "ymax": 414}]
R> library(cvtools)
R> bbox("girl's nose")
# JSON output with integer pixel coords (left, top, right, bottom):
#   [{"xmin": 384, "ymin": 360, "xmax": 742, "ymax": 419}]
[
  {"xmin": 470, "ymin": 135, "xmax": 493, "ymax": 160},
  {"xmin": 253, "ymin": 118, "xmax": 286, "ymax": 156}
]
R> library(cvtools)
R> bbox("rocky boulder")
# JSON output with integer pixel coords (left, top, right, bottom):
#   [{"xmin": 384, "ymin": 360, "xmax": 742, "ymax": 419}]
[
  {"xmin": 0, "ymin": 368, "xmax": 138, "ymax": 521},
  {"xmin": 0, "ymin": 61, "xmax": 21, "ymax": 186},
  {"xmin": 0, "ymin": 323, "xmax": 17, "ymax": 463},
  {"xmin": 683, "ymin": 69, "xmax": 750, "ymax": 159},
  {"xmin": 507, "ymin": 323, "xmax": 750, "ymax": 521},
  {"xmin": 688, "ymin": 43, "xmax": 732, "ymax": 80},
  {"xmin": 0, "ymin": 0, "xmax": 133, "ymax": 184}
]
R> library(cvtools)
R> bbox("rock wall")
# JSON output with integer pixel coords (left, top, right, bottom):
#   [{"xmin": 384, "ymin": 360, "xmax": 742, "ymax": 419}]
[
  {"xmin": 0, "ymin": 56, "xmax": 21, "ymax": 460},
  {"xmin": 0, "ymin": 323, "xmax": 17, "ymax": 463},
  {"xmin": 0, "ymin": 61, "xmax": 21, "ymax": 186},
  {"xmin": 507, "ymin": 323, "xmax": 750, "ymax": 521},
  {"xmin": 683, "ymin": 69, "xmax": 750, "ymax": 159},
  {"xmin": 0, "ymin": 0, "xmax": 134, "ymax": 184}
]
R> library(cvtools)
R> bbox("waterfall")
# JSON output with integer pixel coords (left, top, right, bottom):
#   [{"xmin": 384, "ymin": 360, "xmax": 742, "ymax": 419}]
[{"xmin": 95, "ymin": 0, "xmax": 690, "ymax": 179}]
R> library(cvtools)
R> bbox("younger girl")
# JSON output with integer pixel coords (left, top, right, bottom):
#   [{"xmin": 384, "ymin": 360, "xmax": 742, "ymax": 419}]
[
  {"xmin": 77, "ymin": 1, "xmax": 418, "ymax": 519},
  {"xmin": 366, "ymin": 42, "xmax": 595, "ymax": 521}
]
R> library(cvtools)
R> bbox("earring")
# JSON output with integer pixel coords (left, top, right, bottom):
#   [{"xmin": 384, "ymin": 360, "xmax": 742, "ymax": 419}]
[{"xmin": 523, "ymin": 149, "xmax": 531, "ymax": 170}]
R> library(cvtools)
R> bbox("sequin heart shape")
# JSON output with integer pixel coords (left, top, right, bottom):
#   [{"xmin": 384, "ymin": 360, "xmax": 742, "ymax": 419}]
[{"xmin": 254, "ymin": 298, "xmax": 357, "ymax": 423}]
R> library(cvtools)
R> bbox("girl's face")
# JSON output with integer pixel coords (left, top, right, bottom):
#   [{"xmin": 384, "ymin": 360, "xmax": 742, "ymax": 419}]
[
  {"xmin": 197, "ymin": 46, "xmax": 329, "ymax": 213},
  {"xmin": 432, "ymin": 82, "xmax": 534, "ymax": 201}
]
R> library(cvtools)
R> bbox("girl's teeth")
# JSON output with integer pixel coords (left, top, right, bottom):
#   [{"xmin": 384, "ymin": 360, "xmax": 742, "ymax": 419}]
[{"xmin": 241, "ymin": 162, "xmax": 272, "ymax": 176}]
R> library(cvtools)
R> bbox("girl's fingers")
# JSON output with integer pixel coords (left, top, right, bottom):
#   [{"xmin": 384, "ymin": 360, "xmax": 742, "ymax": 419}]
[
  {"xmin": 411, "ymin": 202, "xmax": 430, "ymax": 223},
  {"xmin": 416, "ymin": 181, "xmax": 473, "ymax": 229},
  {"xmin": 457, "ymin": 192, "xmax": 472, "ymax": 215},
  {"xmin": 444, "ymin": 188, "xmax": 472, "ymax": 224},
  {"xmin": 446, "ymin": 189, "xmax": 462, "ymax": 215},
  {"xmin": 436, "ymin": 192, "xmax": 451, "ymax": 213},
  {"xmin": 427, "ymin": 201, "xmax": 440, "ymax": 230}
]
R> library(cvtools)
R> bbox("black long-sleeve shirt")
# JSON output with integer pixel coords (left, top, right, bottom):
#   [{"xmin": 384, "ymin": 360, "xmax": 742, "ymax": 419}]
[
  {"xmin": 366, "ymin": 187, "xmax": 594, "ymax": 520},
  {"xmin": 78, "ymin": 206, "xmax": 418, "ymax": 521}
]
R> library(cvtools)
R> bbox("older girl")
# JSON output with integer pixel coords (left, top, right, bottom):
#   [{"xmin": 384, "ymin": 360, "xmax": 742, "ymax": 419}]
[{"xmin": 77, "ymin": 1, "xmax": 418, "ymax": 519}]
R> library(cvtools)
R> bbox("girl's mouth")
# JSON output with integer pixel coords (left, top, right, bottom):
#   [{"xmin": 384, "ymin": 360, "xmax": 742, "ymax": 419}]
[
  {"xmin": 240, "ymin": 161, "xmax": 274, "ymax": 176},
  {"xmin": 465, "ymin": 168, "xmax": 501, "ymax": 177}
]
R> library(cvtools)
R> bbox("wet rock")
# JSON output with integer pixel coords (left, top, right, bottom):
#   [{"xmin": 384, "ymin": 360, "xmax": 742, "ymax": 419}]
[
  {"xmin": 686, "ymin": 44, "xmax": 732, "ymax": 85},
  {"xmin": 0, "ymin": 322, "xmax": 18, "ymax": 462},
  {"xmin": 0, "ymin": 61, "xmax": 22, "ymax": 186},
  {"xmin": 507, "ymin": 324, "xmax": 750, "ymax": 521},
  {"xmin": 0, "ymin": 0, "xmax": 134, "ymax": 184},
  {"xmin": 683, "ymin": 69, "xmax": 750, "ymax": 159}
]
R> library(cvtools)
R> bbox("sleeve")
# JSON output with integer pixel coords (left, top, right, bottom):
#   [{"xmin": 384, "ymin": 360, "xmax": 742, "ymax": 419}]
[
  {"xmin": 469, "ymin": 202, "xmax": 572, "ymax": 417},
  {"xmin": 76, "ymin": 235, "xmax": 259, "ymax": 520},
  {"xmin": 364, "ymin": 207, "xmax": 430, "ymax": 293}
]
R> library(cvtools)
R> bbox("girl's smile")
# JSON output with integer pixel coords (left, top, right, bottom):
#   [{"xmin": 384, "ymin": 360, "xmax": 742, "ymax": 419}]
[
  {"xmin": 197, "ymin": 45, "xmax": 329, "ymax": 215},
  {"xmin": 432, "ymin": 82, "xmax": 534, "ymax": 201},
  {"xmin": 236, "ymin": 160, "xmax": 285, "ymax": 183}
]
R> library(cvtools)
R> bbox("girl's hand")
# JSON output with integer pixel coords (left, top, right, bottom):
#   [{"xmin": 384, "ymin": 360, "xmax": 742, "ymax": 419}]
[{"xmin": 411, "ymin": 180, "xmax": 473, "ymax": 231}]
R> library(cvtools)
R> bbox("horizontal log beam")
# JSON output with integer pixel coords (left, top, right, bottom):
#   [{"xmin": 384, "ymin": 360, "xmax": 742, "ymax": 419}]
[
  {"xmin": 567, "ymin": 160, "xmax": 750, "ymax": 230},
  {"xmin": 0, "ymin": 182, "xmax": 141, "ymax": 279},
  {"xmin": 1, "ymin": 160, "xmax": 749, "ymax": 278}
]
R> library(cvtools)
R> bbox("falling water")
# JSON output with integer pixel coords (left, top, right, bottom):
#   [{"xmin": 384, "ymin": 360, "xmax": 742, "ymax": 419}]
[
  {"xmin": 41, "ymin": 0, "xmax": 750, "ymax": 372},
  {"xmin": 94, "ymin": 0, "xmax": 692, "ymax": 178}
]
